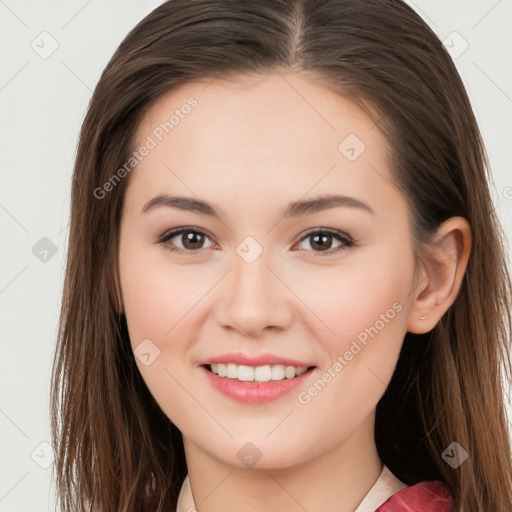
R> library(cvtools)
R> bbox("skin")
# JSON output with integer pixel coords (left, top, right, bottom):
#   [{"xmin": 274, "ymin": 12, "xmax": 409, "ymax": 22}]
[{"xmin": 118, "ymin": 71, "xmax": 471, "ymax": 512}]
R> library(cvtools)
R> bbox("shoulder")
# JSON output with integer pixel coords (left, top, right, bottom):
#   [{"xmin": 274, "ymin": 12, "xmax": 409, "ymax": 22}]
[{"xmin": 375, "ymin": 480, "xmax": 453, "ymax": 512}]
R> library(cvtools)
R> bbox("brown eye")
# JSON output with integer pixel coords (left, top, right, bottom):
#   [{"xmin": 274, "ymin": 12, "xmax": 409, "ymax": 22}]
[
  {"xmin": 156, "ymin": 227, "xmax": 355, "ymax": 257},
  {"xmin": 180, "ymin": 230, "xmax": 206, "ymax": 250},
  {"xmin": 296, "ymin": 229, "xmax": 354, "ymax": 255},
  {"xmin": 310, "ymin": 233, "xmax": 335, "ymax": 251},
  {"xmin": 157, "ymin": 227, "xmax": 215, "ymax": 254}
]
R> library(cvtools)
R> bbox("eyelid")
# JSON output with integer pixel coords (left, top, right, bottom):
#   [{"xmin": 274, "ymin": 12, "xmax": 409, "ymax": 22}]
[{"xmin": 155, "ymin": 226, "xmax": 356, "ymax": 256}]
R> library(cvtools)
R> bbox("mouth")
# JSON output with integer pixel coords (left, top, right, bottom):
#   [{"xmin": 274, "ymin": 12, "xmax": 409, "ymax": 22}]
[
  {"xmin": 202, "ymin": 363, "xmax": 317, "ymax": 383},
  {"xmin": 201, "ymin": 362, "xmax": 317, "ymax": 404}
]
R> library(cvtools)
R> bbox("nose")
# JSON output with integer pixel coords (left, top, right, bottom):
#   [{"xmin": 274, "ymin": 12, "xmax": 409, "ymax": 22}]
[{"xmin": 215, "ymin": 249, "xmax": 294, "ymax": 337}]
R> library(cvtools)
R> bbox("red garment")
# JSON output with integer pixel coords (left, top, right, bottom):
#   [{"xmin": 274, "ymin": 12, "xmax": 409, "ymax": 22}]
[{"xmin": 376, "ymin": 481, "xmax": 453, "ymax": 511}]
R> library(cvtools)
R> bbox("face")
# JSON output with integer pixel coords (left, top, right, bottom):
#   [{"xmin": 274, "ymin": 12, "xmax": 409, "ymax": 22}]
[{"xmin": 118, "ymin": 72, "xmax": 417, "ymax": 470}]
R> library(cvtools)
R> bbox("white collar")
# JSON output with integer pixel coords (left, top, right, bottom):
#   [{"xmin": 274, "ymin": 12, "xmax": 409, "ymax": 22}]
[
  {"xmin": 176, "ymin": 464, "xmax": 408, "ymax": 512},
  {"xmin": 353, "ymin": 465, "xmax": 408, "ymax": 511}
]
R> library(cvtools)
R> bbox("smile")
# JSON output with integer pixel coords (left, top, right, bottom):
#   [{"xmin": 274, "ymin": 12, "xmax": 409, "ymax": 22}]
[
  {"xmin": 208, "ymin": 363, "xmax": 310, "ymax": 382},
  {"xmin": 202, "ymin": 364, "xmax": 317, "ymax": 404}
]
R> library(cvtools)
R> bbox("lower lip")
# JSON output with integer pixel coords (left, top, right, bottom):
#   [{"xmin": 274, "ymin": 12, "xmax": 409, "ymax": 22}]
[{"xmin": 202, "ymin": 366, "xmax": 316, "ymax": 404}]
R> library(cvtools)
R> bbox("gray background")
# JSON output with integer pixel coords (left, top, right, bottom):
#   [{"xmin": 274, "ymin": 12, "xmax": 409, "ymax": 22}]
[{"xmin": 1, "ymin": 0, "xmax": 511, "ymax": 510}]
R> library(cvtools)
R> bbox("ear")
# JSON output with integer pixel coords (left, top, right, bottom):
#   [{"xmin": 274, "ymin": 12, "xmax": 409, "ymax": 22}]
[{"xmin": 407, "ymin": 217, "xmax": 471, "ymax": 334}]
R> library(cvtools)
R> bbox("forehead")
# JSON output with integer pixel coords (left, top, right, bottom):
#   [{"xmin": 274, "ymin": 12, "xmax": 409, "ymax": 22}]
[
  {"xmin": 127, "ymin": 72, "xmax": 401, "ymax": 219},
  {"xmin": 136, "ymin": 71, "xmax": 381, "ymax": 154}
]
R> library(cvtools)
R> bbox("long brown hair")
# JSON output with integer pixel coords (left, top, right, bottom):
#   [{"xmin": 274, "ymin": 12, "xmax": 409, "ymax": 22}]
[{"xmin": 50, "ymin": 0, "xmax": 512, "ymax": 510}]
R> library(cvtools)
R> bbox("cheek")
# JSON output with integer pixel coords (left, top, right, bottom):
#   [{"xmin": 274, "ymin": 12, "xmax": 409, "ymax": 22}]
[
  {"xmin": 118, "ymin": 241, "xmax": 212, "ymax": 427},
  {"xmin": 293, "ymin": 241, "xmax": 413, "ymax": 349},
  {"xmin": 292, "ymin": 243, "xmax": 413, "ymax": 405},
  {"xmin": 119, "ymin": 236, "xmax": 205, "ymax": 345}
]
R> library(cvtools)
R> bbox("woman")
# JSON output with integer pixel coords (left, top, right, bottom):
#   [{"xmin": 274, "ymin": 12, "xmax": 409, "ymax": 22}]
[{"xmin": 50, "ymin": 0, "xmax": 512, "ymax": 510}]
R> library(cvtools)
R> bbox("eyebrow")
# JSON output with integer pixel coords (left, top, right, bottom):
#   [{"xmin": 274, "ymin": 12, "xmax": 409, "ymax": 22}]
[{"xmin": 141, "ymin": 193, "xmax": 374, "ymax": 218}]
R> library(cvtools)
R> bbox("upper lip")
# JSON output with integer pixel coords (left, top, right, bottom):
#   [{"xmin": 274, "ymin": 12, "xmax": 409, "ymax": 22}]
[{"xmin": 200, "ymin": 352, "xmax": 315, "ymax": 368}]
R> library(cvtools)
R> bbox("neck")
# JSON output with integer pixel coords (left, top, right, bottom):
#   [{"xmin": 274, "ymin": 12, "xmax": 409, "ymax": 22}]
[{"xmin": 182, "ymin": 411, "xmax": 382, "ymax": 512}]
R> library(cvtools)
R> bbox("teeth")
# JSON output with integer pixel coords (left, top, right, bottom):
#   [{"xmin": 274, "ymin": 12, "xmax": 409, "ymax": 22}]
[{"xmin": 209, "ymin": 363, "xmax": 309, "ymax": 382}]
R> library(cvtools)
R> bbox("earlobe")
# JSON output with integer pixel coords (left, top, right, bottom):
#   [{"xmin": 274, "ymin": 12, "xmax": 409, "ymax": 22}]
[{"xmin": 407, "ymin": 217, "xmax": 471, "ymax": 334}]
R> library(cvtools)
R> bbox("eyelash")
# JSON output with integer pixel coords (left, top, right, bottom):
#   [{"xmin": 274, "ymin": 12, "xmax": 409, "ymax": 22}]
[{"xmin": 155, "ymin": 226, "xmax": 357, "ymax": 257}]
